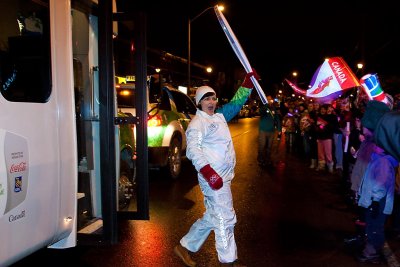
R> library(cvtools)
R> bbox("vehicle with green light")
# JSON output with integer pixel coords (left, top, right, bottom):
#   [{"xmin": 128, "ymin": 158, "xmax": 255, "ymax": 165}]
[{"xmin": 116, "ymin": 82, "xmax": 197, "ymax": 179}]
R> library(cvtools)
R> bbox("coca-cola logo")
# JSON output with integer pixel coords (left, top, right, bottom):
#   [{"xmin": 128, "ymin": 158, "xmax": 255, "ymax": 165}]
[{"xmin": 9, "ymin": 162, "xmax": 27, "ymax": 173}]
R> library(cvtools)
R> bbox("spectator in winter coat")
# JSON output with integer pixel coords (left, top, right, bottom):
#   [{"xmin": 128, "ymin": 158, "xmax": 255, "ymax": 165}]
[
  {"xmin": 282, "ymin": 107, "xmax": 296, "ymax": 151},
  {"xmin": 357, "ymin": 144, "xmax": 398, "ymax": 263},
  {"xmin": 257, "ymin": 95, "xmax": 281, "ymax": 167},
  {"xmin": 307, "ymin": 103, "xmax": 318, "ymax": 169},
  {"xmin": 351, "ymin": 100, "xmax": 391, "ymax": 195},
  {"xmin": 314, "ymin": 104, "xmax": 337, "ymax": 173},
  {"xmin": 347, "ymin": 101, "xmax": 390, "ymax": 247},
  {"xmin": 351, "ymin": 100, "xmax": 395, "ymax": 264}
]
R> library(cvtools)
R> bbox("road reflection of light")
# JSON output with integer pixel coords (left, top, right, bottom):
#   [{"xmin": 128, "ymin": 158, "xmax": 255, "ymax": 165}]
[
  {"xmin": 275, "ymin": 160, "xmax": 286, "ymax": 172},
  {"xmin": 241, "ymin": 117, "xmax": 252, "ymax": 123},
  {"xmin": 122, "ymin": 186, "xmax": 205, "ymax": 266},
  {"xmin": 130, "ymin": 220, "xmax": 164, "ymax": 260}
]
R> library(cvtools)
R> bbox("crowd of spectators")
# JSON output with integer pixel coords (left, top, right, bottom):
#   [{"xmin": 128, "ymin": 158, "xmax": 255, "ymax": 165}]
[{"xmin": 263, "ymin": 93, "xmax": 400, "ymax": 264}]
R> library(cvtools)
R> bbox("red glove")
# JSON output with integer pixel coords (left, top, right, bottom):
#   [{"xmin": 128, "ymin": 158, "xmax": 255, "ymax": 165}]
[
  {"xmin": 242, "ymin": 69, "xmax": 260, "ymax": 88},
  {"xmin": 200, "ymin": 164, "xmax": 223, "ymax": 190}
]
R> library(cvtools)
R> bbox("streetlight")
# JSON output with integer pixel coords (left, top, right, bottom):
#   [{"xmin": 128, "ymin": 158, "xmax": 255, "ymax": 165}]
[
  {"xmin": 356, "ymin": 62, "xmax": 364, "ymax": 77},
  {"xmin": 188, "ymin": 5, "xmax": 224, "ymax": 93},
  {"xmin": 292, "ymin": 71, "xmax": 298, "ymax": 85},
  {"xmin": 155, "ymin": 68, "xmax": 161, "ymax": 88}
]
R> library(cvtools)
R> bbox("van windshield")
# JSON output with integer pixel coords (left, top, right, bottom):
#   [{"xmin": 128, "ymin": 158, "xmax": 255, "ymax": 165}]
[
  {"xmin": 116, "ymin": 79, "xmax": 160, "ymax": 108},
  {"xmin": 117, "ymin": 84, "xmax": 136, "ymax": 108}
]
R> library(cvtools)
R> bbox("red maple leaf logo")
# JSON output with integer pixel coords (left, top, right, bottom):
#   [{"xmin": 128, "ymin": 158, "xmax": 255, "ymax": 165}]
[{"xmin": 311, "ymin": 76, "xmax": 333, "ymax": 94}]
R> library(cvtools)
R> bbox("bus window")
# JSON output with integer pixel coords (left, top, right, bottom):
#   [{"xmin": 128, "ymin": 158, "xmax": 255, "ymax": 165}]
[{"xmin": 0, "ymin": 0, "xmax": 51, "ymax": 103}]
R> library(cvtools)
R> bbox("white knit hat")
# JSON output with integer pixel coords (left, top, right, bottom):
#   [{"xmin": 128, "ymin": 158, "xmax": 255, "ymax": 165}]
[{"xmin": 195, "ymin": 86, "xmax": 216, "ymax": 105}]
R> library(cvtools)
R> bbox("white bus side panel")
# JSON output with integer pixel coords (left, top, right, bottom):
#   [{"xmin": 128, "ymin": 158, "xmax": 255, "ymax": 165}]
[
  {"xmin": 48, "ymin": 0, "xmax": 78, "ymax": 249},
  {"xmin": 0, "ymin": 0, "xmax": 77, "ymax": 265}
]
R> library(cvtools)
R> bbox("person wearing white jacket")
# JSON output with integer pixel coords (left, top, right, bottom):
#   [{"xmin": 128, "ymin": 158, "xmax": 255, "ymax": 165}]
[{"xmin": 174, "ymin": 71, "xmax": 258, "ymax": 267}]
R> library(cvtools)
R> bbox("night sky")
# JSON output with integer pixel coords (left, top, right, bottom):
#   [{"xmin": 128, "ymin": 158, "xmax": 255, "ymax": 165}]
[{"xmin": 145, "ymin": 0, "xmax": 400, "ymax": 92}]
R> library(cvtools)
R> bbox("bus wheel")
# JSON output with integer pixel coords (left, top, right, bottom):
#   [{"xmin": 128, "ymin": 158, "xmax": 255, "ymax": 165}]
[
  {"xmin": 118, "ymin": 160, "xmax": 134, "ymax": 210},
  {"xmin": 164, "ymin": 136, "xmax": 182, "ymax": 179}
]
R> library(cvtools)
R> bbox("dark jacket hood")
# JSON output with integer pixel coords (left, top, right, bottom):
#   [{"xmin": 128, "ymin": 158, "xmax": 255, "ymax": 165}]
[{"xmin": 374, "ymin": 111, "xmax": 400, "ymax": 162}]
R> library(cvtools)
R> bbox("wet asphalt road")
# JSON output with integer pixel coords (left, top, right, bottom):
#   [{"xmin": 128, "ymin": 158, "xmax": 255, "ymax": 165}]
[{"xmin": 11, "ymin": 117, "xmax": 399, "ymax": 267}]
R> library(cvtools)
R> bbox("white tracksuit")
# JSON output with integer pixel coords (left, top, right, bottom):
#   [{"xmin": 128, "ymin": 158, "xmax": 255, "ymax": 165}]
[{"xmin": 180, "ymin": 86, "xmax": 251, "ymax": 263}]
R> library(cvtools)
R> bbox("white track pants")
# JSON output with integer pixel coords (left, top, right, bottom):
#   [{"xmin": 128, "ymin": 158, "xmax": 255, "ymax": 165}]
[{"xmin": 180, "ymin": 179, "xmax": 237, "ymax": 263}]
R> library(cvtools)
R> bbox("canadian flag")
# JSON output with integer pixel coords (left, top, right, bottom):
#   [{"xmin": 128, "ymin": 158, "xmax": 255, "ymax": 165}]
[{"xmin": 285, "ymin": 57, "xmax": 360, "ymax": 102}]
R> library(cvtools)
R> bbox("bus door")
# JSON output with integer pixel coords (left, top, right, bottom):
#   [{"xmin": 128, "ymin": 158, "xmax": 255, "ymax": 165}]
[
  {"xmin": 112, "ymin": 2, "xmax": 149, "ymax": 221},
  {"xmin": 71, "ymin": 0, "xmax": 149, "ymax": 245}
]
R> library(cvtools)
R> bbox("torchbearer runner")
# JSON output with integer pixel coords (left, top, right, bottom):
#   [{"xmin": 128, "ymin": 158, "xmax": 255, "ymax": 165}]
[{"xmin": 174, "ymin": 71, "xmax": 259, "ymax": 267}]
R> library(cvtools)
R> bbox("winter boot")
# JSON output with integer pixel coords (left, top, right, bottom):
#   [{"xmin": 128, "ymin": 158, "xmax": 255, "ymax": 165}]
[
  {"xmin": 327, "ymin": 162, "xmax": 334, "ymax": 173},
  {"xmin": 315, "ymin": 161, "xmax": 325, "ymax": 171},
  {"xmin": 357, "ymin": 243, "xmax": 384, "ymax": 264},
  {"xmin": 174, "ymin": 244, "xmax": 196, "ymax": 267},
  {"xmin": 309, "ymin": 159, "xmax": 317, "ymax": 169}
]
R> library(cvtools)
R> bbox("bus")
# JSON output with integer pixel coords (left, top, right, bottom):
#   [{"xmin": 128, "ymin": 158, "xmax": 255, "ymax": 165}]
[{"xmin": 0, "ymin": 0, "xmax": 149, "ymax": 265}]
